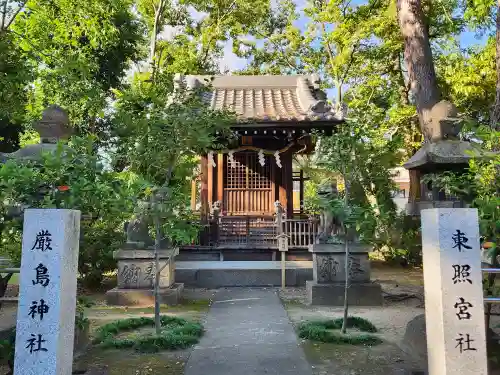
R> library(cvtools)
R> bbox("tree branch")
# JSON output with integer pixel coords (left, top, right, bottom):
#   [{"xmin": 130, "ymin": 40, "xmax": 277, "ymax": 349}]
[
  {"xmin": 339, "ymin": 42, "xmax": 359, "ymax": 85},
  {"xmin": 150, "ymin": 0, "xmax": 166, "ymax": 69},
  {"xmin": 341, "ymin": 0, "xmax": 352, "ymax": 18},
  {"xmin": 1, "ymin": 0, "xmax": 8, "ymax": 31},
  {"xmin": 321, "ymin": 21, "xmax": 337, "ymax": 79},
  {"xmin": 4, "ymin": 0, "xmax": 27, "ymax": 30},
  {"xmin": 252, "ymin": 29, "xmax": 298, "ymax": 71},
  {"xmin": 199, "ymin": 0, "xmax": 237, "ymax": 66}
]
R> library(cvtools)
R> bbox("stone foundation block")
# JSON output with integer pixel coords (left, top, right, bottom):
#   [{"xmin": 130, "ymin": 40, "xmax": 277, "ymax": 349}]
[
  {"xmin": 115, "ymin": 249, "xmax": 178, "ymax": 289},
  {"xmin": 306, "ymin": 280, "xmax": 382, "ymax": 306},
  {"xmin": 106, "ymin": 283, "xmax": 184, "ymax": 306}
]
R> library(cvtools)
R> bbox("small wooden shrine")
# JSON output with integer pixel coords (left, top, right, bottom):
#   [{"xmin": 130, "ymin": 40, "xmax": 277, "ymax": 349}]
[{"xmin": 178, "ymin": 74, "xmax": 344, "ymax": 253}]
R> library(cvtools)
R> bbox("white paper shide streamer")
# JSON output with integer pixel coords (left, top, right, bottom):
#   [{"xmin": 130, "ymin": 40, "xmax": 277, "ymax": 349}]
[
  {"xmin": 208, "ymin": 151, "xmax": 216, "ymax": 168},
  {"xmin": 228, "ymin": 151, "xmax": 236, "ymax": 168},
  {"xmin": 274, "ymin": 151, "xmax": 282, "ymax": 168},
  {"xmin": 258, "ymin": 149, "xmax": 265, "ymax": 166}
]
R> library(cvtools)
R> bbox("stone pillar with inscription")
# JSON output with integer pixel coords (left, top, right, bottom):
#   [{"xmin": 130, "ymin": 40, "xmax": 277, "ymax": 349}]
[
  {"xmin": 421, "ymin": 208, "xmax": 487, "ymax": 375},
  {"xmin": 306, "ymin": 243, "xmax": 382, "ymax": 306},
  {"xmin": 14, "ymin": 209, "xmax": 80, "ymax": 375},
  {"xmin": 277, "ymin": 233, "xmax": 289, "ymax": 288},
  {"xmin": 106, "ymin": 248, "xmax": 183, "ymax": 306}
]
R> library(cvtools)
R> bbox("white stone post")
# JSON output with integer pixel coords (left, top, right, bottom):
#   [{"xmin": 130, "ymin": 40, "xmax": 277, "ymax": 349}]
[
  {"xmin": 277, "ymin": 233, "xmax": 289, "ymax": 289},
  {"xmin": 14, "ymin": 209, "xmax": 81, "ymax": 375},
  {"xmin": 421, "ymin": 208, "xmax": 487, "ymax": 375}
]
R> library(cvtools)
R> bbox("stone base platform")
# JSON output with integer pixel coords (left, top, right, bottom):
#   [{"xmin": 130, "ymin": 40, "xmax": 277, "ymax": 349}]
[
  {"xmin": 106, "ymin": 283, "xmax": 184, "ymax": 306},
  {"xmin": 306, "ymin": 280, "xmax": 382, "ymax": 306}
]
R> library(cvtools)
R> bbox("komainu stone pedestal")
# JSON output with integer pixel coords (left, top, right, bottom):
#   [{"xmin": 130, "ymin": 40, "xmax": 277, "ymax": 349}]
[
  {"xmin": 306, "ymin": 243, "xmax": 382, "ymax": 306},
  {"xmin": 106, "ymin": 249, "xmax": 183, "ymax": 306}
]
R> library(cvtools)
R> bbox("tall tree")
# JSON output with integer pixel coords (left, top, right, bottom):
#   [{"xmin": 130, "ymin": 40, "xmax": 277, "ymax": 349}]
[
  {"xmin": 10, "ymin": 0, "xmax": 143, "ymax": 138},
  {"xmin": 0, "ymin": 1, "xmax": 32, "ymax": 152},
  {"xmin": 396, "ymin": 0, "xmax": 441, "ymax": 136},
  {"xmin": 111, "ymin": 0, "xmax": 273, "ymax": 333},
  {"xmin": 493, "ymin": 1, "xmax": 500, "ymax": 130},
  {"xmin": 462, "ymin": 0, "xmax": 498, "ymax": 128}
]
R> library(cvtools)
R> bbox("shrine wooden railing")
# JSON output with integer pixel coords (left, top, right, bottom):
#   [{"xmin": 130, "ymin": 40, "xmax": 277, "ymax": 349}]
[
  {"xmin": 205, "ymin": 215, "xmax": 319, "ymax": 249},
  {"xmin": 216, "ymin": 215, "xmax": 277, "ymax": 247},
  {"xmin": 283, "ymin": 219, "xmax": 318, "ymax": 248}
]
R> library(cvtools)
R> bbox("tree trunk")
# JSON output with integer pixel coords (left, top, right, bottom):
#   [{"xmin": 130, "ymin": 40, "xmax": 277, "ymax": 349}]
[
  {"xmin": 341, "ymin": 224, "xmax": 350, "ymax": 334},
  {"xmin": 490, "ymin": 1, "xmax": 500, "ymax": 131},
  {"xmin": 397, "ymin": 0, "xmax": 440, "ymax": 138},
  {"xmin": 0, "ymin": 273, "xmax": 13, "ymax": 309},
  {"xmin": 149, "ymin": 0, "xmax": 166, "ymax": 81},
  {"xmin": 341, "ymin": 173, "xmax": 350, "ymax": 334},
  {"xmin": 153, "ymin": 195, "xmax": 162, "ymax": 335},
  {"xmin": 152, "ymin": 165, "xmax": 174, "ymax": 335}
]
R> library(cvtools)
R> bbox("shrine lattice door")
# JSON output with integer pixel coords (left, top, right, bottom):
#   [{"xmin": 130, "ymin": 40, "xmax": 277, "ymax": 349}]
[{"xmin": 223, "ymin": 152, "xmax": 274, "ymax": 215}]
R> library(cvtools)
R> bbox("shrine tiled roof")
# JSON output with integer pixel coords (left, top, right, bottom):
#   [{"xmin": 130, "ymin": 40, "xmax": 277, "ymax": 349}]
[{"xmin": 174, "ymin": 74, "xmax": 345, "ymax": 124}]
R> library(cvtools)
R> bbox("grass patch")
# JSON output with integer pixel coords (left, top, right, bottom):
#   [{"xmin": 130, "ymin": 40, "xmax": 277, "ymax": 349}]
[
  {"xmin": 7, "ymin": 273, "xmax": 19, "ymax": 285},
  {"xmin": 281, "ymin": 298, "xmax": 305, "ymax": 307},
  {"xmin": 297, "ymin": 317, "xmax": 382, "ymax": 346},
  {"xmin": 300, "ymin": 317, "xmax": 378, "ymax": 333},
  {"xmin": 93, "ymin": 315, "xmax": 203, "ymax": 353}
]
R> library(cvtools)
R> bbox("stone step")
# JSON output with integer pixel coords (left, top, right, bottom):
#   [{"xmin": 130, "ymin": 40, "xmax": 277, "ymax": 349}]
[
  {"xmin": 177, "ymin": 248, "xmax": 312, "ymax": 262},
  {"xmin": 0, "ymin": 297, "xmax": 19, "ymax": 303},
  {"xmin": 175, "ymin": 261, "xmax": 313, "ymax": 288}
]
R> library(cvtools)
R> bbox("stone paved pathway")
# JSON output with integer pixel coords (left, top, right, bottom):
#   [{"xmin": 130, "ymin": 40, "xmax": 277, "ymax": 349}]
[{"xmin": 184, "ymin": 288, "xmax": 312, "ymax": 375}]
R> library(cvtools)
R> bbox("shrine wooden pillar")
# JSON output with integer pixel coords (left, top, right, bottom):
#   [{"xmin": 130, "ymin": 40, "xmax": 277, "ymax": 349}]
[
  {"xmin": 217, "ymin": 154, "xmax": 224, "ymax": 203},
  {"xmin": 278, "ymin": 162, "xmax": 286, "ymax": 214},
  {"xmin": 200, "ymin": 154, "xmax": 209, "ymax": 223},
  {"xmin": 299, "ymin": 170, "xmax": 304, "ymax": 214},
  {"xmin": 190, "ymin": 178, "xmax": 197, "ymax": 211},
  {"xmin": 207, "ymin": 154, "xmax": 214, "ymax": 208},
  {"xmin": 278, "ymin": 151, "xmax": 293, "ymax": 218},
  {"xmin": 284, "ymin": 152, "xmax": 293, "ymax": 218}
]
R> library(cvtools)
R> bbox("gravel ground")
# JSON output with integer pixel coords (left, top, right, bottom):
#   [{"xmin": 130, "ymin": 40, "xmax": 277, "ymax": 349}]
[
  {"xmin": 279, "ymin": 285, "xmax": 427, "ymax": 375},
  {"xmin": 278, "ymin": 264, "xmax": 500, "ymax": 375},
  {"xmin": 0, "ymin": 288, "xmax": 215, "ymax": 375},
  {"xmin": 279, "ymin": 284, "xmax": 424, "ymax": 345}
]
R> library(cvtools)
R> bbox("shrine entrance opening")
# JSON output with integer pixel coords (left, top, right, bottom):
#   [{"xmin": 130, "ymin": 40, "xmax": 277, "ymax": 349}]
[
  {"xmin": 223, "ymin": 151, "xmax": 274, "ymax": 216},
  {"xmin": 218, "ymin": 151, "xmax": 276, "ymax": 247}
]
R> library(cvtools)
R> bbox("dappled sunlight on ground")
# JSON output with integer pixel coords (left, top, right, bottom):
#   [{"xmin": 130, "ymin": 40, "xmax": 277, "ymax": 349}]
[
  {"xmin": 73, "ymin": 348, "xmax": 188, "ymax": 375},
  {"xmin": 370, "ymin": 261, "xmax": 423, "ymax": 286}
]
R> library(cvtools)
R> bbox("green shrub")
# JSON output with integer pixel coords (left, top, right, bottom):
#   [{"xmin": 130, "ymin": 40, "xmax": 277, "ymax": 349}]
[
  {"xmin": 75, "ymin": 299, "xmax": 90, "ymax": 330},
  {"xmin": 297, "ymin": 317, "xmax": 382, "ymax": 346},
  {"xmin": 0, "ymin": 328, "xmax": 15, "ymax": 369},
  {"xmin": 0, "ymin": 136, "xmax": 142, "ymax": 288},
  {"xmin": 299, "ymin": 317, "xmax": 377, "ymax": 333},
  {"xmin": 93, "ymin": 315, "xmax": 203, "ymax": 352}
]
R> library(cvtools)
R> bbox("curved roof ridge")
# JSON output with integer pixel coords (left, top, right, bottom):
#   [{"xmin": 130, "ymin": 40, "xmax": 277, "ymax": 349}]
[
  {"xmin": 295, "ymin": 76, "xmax": 331, "ymax": 114},
  {"xmin": 172, "ymin": 73, "xmax": 344, "ymax": 123}
]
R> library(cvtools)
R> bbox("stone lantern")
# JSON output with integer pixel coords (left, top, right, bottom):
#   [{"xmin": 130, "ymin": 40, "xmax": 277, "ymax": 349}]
[
  {"xmin": 404, "ymin": 101, "xmax": 486, "ymax": 216},
  {"xmin": 0, "ymin": 105, "xmax": 72, "ymax": 162}
]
